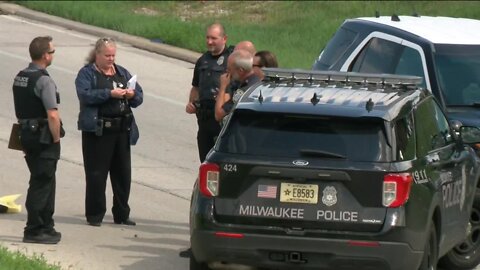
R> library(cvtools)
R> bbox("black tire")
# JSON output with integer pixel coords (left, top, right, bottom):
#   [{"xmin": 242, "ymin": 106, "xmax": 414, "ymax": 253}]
[
  {"xmin": 439, "ymin": 190, "xmax": 480, "ymax": 269},
  {"xmin": 189, "ymin": 255, "xmax": 211, "ymax": 270},
  {"xmin": 418, "ymin": 222, "xmax": 438, "ymax": 270}
]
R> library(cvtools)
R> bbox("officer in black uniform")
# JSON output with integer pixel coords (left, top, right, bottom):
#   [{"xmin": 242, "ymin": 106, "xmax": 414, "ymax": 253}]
[
  {"xmin": 12, "ymin": 36, "xmax": 63, "ymax": 244},
  {"xmin": 186, "ymin": 23, "xmax": 233, "ymax": 162}
]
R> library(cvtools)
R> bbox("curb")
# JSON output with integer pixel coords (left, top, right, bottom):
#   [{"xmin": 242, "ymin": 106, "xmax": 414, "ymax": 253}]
[{"xmin": 0, "ymin": 2, "xmax": 201, "ymax": 64}]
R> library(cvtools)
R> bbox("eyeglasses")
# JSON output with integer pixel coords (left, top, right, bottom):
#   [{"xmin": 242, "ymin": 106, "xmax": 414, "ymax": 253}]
[
  {"xmin": 253, "ymin": 64, "xmax": 262, "ymax": 68},
  {"xmin": 102, "ymin": 37, "xmax": 115, "ymax": 43},
  {"xmin": 47, "ymin": 50, "xmax": 55, "ymax": 54}
]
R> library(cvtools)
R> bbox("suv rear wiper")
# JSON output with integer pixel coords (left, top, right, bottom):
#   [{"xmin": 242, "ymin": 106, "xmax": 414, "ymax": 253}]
[{"xmin": 299, "ymin": 149, "xmax": 346, "ymax": 159}]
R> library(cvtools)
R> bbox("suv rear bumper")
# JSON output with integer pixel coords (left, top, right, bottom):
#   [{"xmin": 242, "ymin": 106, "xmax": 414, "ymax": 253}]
[{"xmin": 191, "ymin": 229, "xmax": 423, "ymax": 270}]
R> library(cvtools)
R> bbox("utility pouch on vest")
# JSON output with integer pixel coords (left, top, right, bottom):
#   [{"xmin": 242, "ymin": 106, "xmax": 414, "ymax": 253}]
[
  {"xmin": 19, "ymin": 119, "xmax": 39, "ymax": 133},
  {"xmin": 18, "ymin": 119, "xmax": 42, "ymax": 150}
]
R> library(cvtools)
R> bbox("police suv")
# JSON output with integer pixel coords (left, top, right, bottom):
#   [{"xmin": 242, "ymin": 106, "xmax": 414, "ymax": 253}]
[{"xmin": 189, "ymin": 68, "xmax": 480, "ymax": 270}]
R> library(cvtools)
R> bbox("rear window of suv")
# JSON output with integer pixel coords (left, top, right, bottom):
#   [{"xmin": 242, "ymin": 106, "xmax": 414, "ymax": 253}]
[{"xmin": 217, "ymin": 110, "xmax": 391, "ymax": 162}]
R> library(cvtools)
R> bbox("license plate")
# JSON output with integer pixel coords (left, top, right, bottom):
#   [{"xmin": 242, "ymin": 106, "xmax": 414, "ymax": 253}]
[{"xmin": 280, "ymin": 183, "xmax": 318, "ymax": 204}]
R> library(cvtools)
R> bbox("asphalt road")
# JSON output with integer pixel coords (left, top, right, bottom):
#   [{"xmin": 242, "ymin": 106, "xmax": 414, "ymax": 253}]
[{"xmin": 0, "ymin": 13, "xmax": 198, "ymax": 270}]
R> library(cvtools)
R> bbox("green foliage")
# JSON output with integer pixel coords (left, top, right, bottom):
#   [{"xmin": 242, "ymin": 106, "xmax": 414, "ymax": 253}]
[
  {"xmin": 15, "ymin": 1, "xmax": 480, "ymax": 68},
  {"xmin": 0, "ymin": 246, "xmax": 60, "ymax": 270}
]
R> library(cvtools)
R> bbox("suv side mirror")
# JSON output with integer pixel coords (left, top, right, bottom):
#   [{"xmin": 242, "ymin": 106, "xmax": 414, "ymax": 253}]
[
  {"xmin": 450, "ymin": 120, "xmax": 463, "ymax": 133},
  {"xmin": 459, "ymin": 126, "xmax": 480, "ymax": 144}
]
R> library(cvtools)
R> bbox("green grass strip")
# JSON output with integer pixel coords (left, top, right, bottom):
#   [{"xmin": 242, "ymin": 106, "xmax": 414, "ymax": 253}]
[
  {"xmin": 0, "ymin": 245, "xmax": 60, "ymax": 270},
  {"xmin": 16, "ymin": 1, "xmax": 480, "ymax": 68}
]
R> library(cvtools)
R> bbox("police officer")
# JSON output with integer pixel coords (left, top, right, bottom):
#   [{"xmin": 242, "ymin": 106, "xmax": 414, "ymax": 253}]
[
  {"xmin": 12, "ymin": 36, "xmax": 62, "ymax": 244},
  {"xmin": 75, "ymin": 37, "xmax": 143, "ymax": 227},
  {"xmin": 215, "ymin": 50, "xmax": 261, "ymax": 124},
  {"xmin": 186, "ymin": 23, "xmax": 233, "ymax": 162}
]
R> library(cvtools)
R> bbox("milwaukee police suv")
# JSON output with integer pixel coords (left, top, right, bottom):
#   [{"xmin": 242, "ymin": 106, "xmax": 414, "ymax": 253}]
[{"xmin": 189, "ymin": 68, "xmax": 480, "ymax": 270}]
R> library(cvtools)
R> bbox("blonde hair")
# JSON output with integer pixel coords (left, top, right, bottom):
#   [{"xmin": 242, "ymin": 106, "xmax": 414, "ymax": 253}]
[{"xmin": 86, "ymin": 37, "xmax": 116, "ymax": 64}]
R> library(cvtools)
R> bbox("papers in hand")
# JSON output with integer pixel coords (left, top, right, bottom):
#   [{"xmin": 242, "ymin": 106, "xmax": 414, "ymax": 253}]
[{"xmin": 127, "ymin": 75, "xmax": 137, "ymax": 89}]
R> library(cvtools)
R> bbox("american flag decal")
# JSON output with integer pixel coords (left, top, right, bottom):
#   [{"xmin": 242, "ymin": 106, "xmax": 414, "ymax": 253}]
[{"xmin": 257, "ymin": 185, "xmax": 277, "ymax": 199}]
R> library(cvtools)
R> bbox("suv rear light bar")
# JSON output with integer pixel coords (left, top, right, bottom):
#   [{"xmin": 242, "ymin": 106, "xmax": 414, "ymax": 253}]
[
  {"xmin": 262, "ymin": 68, "xmax": 422, "ymax": 89},
  {"xmin": 199, "ymin": 163, "xmax": 220, "ymax": 197},
  {"xmin": 383, "ymin": 173, "xmax": 413, "ymax": 208}
]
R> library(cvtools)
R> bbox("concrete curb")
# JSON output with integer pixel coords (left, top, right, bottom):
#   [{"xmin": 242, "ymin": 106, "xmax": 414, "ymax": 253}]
[{"xmin": 0, "ymin": 2, "xmax": 201, "ymax": 64}]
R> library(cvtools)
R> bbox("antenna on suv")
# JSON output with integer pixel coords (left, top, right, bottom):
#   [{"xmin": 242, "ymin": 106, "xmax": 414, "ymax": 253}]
[
  {"xmin": 311, "ymin": 93, "xmax": 320, "ymax": 105},
  {"xmin": 366, "ymin": 98, "xmax": 375, "ymax": 112},
  {"xmin": 391, "ymin": 14, "xmax": 400, "ymax": 22},
  {"xmin": 258, "ymin": 90, "xmax": 264, "ymax": 104},
  {"xmin": 375, "ymin": 11, "xmax": 380, "ymax": 18}
]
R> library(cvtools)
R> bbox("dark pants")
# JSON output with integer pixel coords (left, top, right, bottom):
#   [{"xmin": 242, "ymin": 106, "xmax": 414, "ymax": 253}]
[
  {"xmin": 22, "ymin": 139, "xmax": 60, "ymax": 235},
  {"xmin": 82, "ymin": 130, "xmax": 131, "ymax": 223},
  {"xmin": 197, "ymin": 117, "xmax": 221, "ymax": 162}
]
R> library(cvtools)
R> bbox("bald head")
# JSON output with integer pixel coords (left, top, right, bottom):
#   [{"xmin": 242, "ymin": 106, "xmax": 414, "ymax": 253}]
[{"xmin": 234, "ymin": 41, "xmax": 256, "ymax": 55}]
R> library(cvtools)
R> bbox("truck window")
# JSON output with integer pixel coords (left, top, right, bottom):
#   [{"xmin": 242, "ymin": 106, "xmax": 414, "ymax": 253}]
[
  {"xmin": 313, "ymin": 27, "xmax": 358, "ymax": 70},
  {"xmin": 350, "ymin": 38, "xmax": 426, "ymax": 88}
]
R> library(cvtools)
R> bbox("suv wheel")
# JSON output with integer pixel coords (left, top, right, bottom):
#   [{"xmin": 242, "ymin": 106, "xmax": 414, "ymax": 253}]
[
  {"xmin": 419, "ymin": 223, "xmax": 438, "ymax": 270},
  {"xmin": 189, "ymin": 255, "xmax": 211, "ymax": 270},
  {"xmin": 439, "ymin": 190, "xmax": 480, "ymax": 269}
]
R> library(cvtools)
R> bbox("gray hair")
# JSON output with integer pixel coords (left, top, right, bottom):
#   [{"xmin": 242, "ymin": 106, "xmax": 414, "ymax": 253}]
[
  {"xmin": 230, "ymin": 50, "xmax": 253, "ymax": 72},
  {"xmin": 86, "ymin": 37, "xmax": 116, "ymax": 64}
]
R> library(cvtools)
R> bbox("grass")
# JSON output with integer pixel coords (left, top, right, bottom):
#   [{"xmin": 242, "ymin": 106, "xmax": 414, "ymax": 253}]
[
  {"xmin": 16, "ymin": 1, "xmax": 480, "ymax": 68},
  {"xmin": 0, "ymin": 245, "xmax": 60, "ymax": 270}
]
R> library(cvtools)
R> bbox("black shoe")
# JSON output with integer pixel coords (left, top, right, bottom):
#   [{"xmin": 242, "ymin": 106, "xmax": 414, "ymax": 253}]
[
  {"xmin": 114, "ymin": 218, "xmax": 136, "ymax": 226},
  {"xmin": 23, "ymin": 232, "xmax": 60, "ymax": 244},
  {"xmin": 87, "ymin": 221, "xmax": 102, "ymax": 227},
  {"xmin": 43, "ymin": 228, "xmax": 62, "ymax": 239}
]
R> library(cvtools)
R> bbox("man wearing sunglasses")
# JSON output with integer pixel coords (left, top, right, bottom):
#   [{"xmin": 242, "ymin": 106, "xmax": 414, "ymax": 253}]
[{"xmin": 12, "ymin": 36, "xmax": 63, "ymax": 244}]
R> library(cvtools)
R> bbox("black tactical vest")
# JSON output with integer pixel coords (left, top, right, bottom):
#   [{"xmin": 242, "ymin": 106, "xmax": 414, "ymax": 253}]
[
  {"xmin": 197, "ymin": 46, "xmax": 233, "ymax": 102},
  {"xmin": 13, "ymin": 69, "xmax": 48, "ymax": 119}
]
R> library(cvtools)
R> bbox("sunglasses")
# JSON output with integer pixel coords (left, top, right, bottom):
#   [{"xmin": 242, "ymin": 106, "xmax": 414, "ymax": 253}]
[
  {"xmin": 47, "ymin": 49, "xmax": 55, "ymax": 54},
  {"xmin": 102, "ymin": 37, "xmax": 115, "ymax": 43}
]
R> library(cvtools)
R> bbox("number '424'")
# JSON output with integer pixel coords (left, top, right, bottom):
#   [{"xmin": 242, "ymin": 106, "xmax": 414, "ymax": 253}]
[{"xmin": 223, "ymin": 164, "xmax": 237, "ymax": 172}]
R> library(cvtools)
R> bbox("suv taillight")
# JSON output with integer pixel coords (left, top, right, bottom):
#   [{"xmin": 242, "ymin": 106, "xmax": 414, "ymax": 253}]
[
  {"xmin": 199, "ymin": 163, "xmax": 220, "ymax": 197},
  {"xmin": 383, "ymin": 173, "xmax": 413, "ymax": 207}
]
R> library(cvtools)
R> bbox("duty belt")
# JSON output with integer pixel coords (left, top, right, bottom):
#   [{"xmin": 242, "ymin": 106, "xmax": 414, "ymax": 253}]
[
  {"xmin": 18, "ymin": 118, "xmax": 47, "ymax": 129},
  {"xmin": 101, "ymin": 113, "xmax": 133, "ymax": 131}
]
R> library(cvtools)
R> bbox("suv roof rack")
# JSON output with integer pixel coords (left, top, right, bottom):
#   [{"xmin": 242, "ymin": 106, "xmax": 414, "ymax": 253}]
[{"xmin": 262, "ymin": 68, "xmax": 422, "ymax": 89}]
